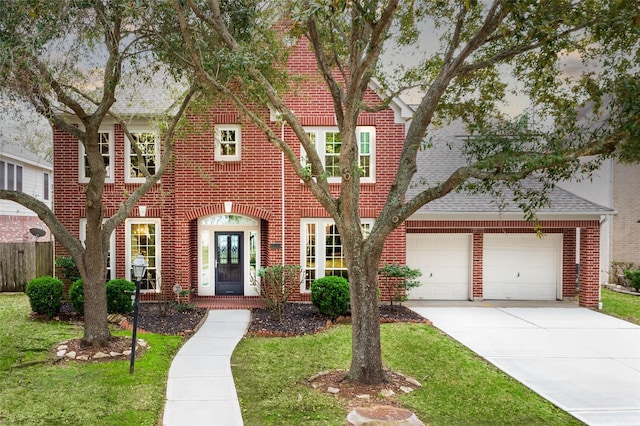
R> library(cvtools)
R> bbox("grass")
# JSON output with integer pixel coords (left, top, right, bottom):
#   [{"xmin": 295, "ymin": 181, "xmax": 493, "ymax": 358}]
[
  {"xmin": 233, "ymin": 323, "xmax": 583, "ymax": 426},
  {"xmin": 600, "ymin": 287, "xmax": 640, "ymax": 325},
  {"xmin": 0, "ymin": 294, "xmax": 183, "ymax": 425}
]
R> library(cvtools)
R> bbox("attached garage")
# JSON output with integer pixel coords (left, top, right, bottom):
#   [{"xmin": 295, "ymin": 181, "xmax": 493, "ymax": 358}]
[
  {"xmin": 406, "ymin": 233, "xmax": 471, "ymax": 300},
  {"xmin": 483, "ymin": 234, "xmax": 561, "ymax": 300}
]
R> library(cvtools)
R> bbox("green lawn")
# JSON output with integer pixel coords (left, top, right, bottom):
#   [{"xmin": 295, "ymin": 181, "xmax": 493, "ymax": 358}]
[
  {"xmin": 0, "ymin": 294, "xmax": 182, "ymax": 425},
  {"xmin": 601, "ymin": 287, "xmax": 640, "ymax": 325},
  {"xmin": 5, "ymin": 289, "xmax": 636, "ymax": 425},
  {"xmin": 233, "ymin": 323, "xmax": 583, "ymax": 425}
]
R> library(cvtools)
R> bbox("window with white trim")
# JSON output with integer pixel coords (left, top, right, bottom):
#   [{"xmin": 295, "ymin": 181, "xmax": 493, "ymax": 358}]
[
  {"xmin": 126, "ymin": 219, "xmax": 161, "ymax": 291},
  {"xmin": 79, "ymin": 130, "xmax": 113, "ymax": 183},
  {"xmin": 301, "ymin": 219, "xmax": 373, "ymax": 291},
  {"xmin": 0, "ymin": 161, "xmax": 23, "ymax": 191},
  {"xmin": 125, "ymin": 130, "xmax": 158, "ymax": 183},
  {"xmin": 301, "ymin": 127, "xmax": 375, "ymax": 183},
  {"xmin": 80, "ymin": 219, "xmax": 115, "ymax": 281},
  {"xmin": 215, "ymin": 125, "xmax": 241, "ymax": 161}
]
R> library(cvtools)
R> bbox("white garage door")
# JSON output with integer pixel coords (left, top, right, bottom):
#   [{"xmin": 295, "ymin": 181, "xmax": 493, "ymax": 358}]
[
  {"xmin": 483, "ymin": 234, "xmax": 561, "ymax": 300},
  {"xmin": 406, "ymin": 233, "xmax": 471, "ymax": 300}
]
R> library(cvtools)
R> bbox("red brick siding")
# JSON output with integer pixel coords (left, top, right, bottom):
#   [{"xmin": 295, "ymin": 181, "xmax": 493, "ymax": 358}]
[
  {"xmin": 472, "ymin": 232, "xmax": 483, "ymax": 299},
  {"xmin": 53, "ymin": 40, "xmax": 407, "ymax": 301},
  {"xmin": 562, "ymin": 228, "xmax": 577, "ymax": 298},
  {"xmin": 579, "ymin": 227, "xmax": 600, "ymax": 308}
]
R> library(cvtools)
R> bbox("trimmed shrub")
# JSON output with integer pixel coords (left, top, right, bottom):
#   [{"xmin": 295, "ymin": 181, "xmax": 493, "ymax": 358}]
[
  {"xmin": 25, "ymin": 276, "xmax": 64, "ymax": 318},
  {"xmin": 624, "ymin": 270, "xmax": 640, "ymax": 291},
  {"xmin": 69, "ymin": 279, "xmax": 84, "ymax": 314},
  {"xmin": 106, "ymin": 279, "xmax": 136, "ymax": 314},
  {"xmin": 310, "ymin": 276, "xmax": 350, "ymax": 319}
]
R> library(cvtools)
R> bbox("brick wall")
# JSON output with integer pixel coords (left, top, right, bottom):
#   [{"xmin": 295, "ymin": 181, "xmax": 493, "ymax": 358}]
[
  {"xmin": 52, "ymin": 38, "xmax": 408, "ymax": 301},
  {"xmin": 612, "ymin": 161, "xmax": 640, "ymax": 264},
  {"xmin": 0, "ymin": 216, "xmax": 51, "ymax": 242},
  {"xmin": 579, "ymin": 227, "xmax": 600, "ymax": 308}
]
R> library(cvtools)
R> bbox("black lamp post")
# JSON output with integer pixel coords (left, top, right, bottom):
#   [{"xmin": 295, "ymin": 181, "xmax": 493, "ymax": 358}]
[{"xmin": 130, "ymin": 253, "xmax": 147, "ymax": 374}]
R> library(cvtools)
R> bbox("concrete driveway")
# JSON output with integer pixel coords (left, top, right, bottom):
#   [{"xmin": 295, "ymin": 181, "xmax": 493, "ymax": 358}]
[{"xmin": 408, "ymin": 304, "xmax": 640, "ymax": 426}]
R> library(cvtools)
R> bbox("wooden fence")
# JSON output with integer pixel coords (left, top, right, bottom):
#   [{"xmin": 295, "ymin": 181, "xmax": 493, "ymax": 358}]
[{"xmin": 0, "ymin": 242, "xmax": 53, "ymax": 292}]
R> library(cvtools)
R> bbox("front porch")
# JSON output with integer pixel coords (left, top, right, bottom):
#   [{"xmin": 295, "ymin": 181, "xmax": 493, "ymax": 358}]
[{"xmin": 192, "ymin": 295, "xmax": 266, "ymax": 309}]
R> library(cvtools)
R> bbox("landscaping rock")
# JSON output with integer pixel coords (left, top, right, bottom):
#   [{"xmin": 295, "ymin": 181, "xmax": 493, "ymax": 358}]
[
  {"xmin": 93, "ymin": 352, "xmax": 109, "ymax": 359},
  {"xmin": 66, "ymin": 351, "xmax": 77, "ymax": 359},
  {"xmin": 380, "ymin": 389, "xmax": 395, "ymax": 397},
  {"xmin": 56, "ymin": 350, "xmax": 66, "ymax": 357},
  {"xmin": 347, "ymin": 405, "xmax": 424, "ymax": 426},
  {"xmin": 400, "ymin": 386, "xmax": 414, "ymax": 393},
  {"xmin": 327, "ymin": 386, "xmax": 340, "ymax": 394}
]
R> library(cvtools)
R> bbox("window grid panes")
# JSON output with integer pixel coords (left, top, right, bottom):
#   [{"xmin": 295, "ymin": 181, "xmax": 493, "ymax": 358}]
[
  {"xmin": 301, "ymin": 127, "xmax": 374, "ymax": 181},
  {"xmin": 84, "ymin": 132, "xmax": 111, "ymax": 179},
  {"xmin": 325, "ymin": 223, "xmax": 347, "ymax": 278},
  {"xmin": 130, "ymin": 223, "xmax": 157, "ymax": 291},
  {"xmin": 220, "ymin": 129, "xmax": 237, "ymax": 156},
  {"xmin": 304, "ymin": 223, "xmax": 316, "ymax": 290},
  {"xmin": 359, "ymin": 131, "xmax": 371, "ymax": 178},
  {"xmin": 302, "ymin": 219, "xmax": 373, "ymax": 291},
  {"xmin": 324, "ymin": 132, "xmax": 341, "ymax": 177},
  {"xmin": 129, "ymin": 132, "xmax": 156, "ymax": 178}
]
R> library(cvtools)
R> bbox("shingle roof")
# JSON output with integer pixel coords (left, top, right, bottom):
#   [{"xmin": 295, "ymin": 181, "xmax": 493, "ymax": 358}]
[
  {"xmin": 407, "ymin": 120, "xmax": 613, "ymax": 215},
  {"xmin": 0, "ymin": 140, "xmax": 52, "ymax": 170}
]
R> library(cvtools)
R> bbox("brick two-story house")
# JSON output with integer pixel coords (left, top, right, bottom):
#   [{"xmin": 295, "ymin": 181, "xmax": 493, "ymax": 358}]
[{"xmin": 53, "ymin": 42, "xmax": 608, "ymax": 308}]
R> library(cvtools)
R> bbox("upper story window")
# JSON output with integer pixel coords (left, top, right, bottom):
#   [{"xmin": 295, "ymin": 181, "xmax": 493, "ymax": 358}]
[
  {"xmin": 43, "ymin": 173, "xmax": 50, "ymax": 201},
  {"xmin": 126, "ymin": 130, "xmax": 158, "ymax": 183},
  {"xmin": 301, "ymin": 126, "xmax": 375, "ymax": 183},
  {"xmin": 79, "ymin": 130, "xmax": 113, "ymax": 183},
  {"xmin": 0, "ymin": 161, "xmax": 23, "ymax": 191},
  {"xmin": 214, "ymin": 125, "xmax": 241, "ymax": 161}
]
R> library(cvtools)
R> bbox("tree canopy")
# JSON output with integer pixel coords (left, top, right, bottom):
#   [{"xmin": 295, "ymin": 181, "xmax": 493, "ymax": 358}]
[
  {"xmin": 0, "ymin": 0, "xmax": 198, "ymax": 345},
  {"xmin": 147, "ymin": 0, "xmax": 639, "ymax": 383}
]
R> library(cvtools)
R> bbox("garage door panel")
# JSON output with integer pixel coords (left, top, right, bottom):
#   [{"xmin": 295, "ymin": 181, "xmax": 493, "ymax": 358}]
[
  {"xmin": 406, "ymin": 234, "xmax": 470, "ymax": 300},
  {"xmin": 484, "ymin": 234, "xmax": 561, "ymax": 300}
]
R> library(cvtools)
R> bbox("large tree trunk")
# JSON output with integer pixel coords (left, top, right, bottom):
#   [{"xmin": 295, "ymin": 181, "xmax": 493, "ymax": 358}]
[
  {"xmin": 348, "ymin": 264, "xmax": 384, "ymax": 383},
  {"xmin": 345, "ymin": 239, "xmax": 386, "ymax": 384},
  {"xmin": 78, "ymin": 128, "xmax": 112, "ymax": 347}
]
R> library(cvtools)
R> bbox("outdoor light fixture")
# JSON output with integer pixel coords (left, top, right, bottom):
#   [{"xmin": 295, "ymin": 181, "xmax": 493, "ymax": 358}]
[{"xmin": 129, "ymin": 253, "xmax": 147, "ymax": 374}]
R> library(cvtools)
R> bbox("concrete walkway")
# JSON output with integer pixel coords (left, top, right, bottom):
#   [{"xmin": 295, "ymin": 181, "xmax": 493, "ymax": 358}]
[
  {"xmin": 162, "ymin": 309, "xmax": 250, "ymax": 426},
  {"xmin": 410, "ymin": 306, "xmax": 640, "ymax": 426}
]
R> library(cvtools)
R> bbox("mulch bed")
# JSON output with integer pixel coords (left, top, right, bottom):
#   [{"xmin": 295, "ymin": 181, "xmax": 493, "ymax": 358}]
[{"xmin": 247, "ymin": 303, "xmax": 430, "ymax": 336}]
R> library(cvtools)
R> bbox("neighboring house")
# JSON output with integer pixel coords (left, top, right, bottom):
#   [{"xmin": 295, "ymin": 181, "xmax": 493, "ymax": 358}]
[
  {"xmin": 560, "ymin": 158, "xmax": 640, "ymax": 284},
  {"xmin": 52, "ymin": 42, "xmax": 607, "ymax": 308},
  {"xmin": 0, "ymin": 141, "xmax": 53, "ymax": 242}
]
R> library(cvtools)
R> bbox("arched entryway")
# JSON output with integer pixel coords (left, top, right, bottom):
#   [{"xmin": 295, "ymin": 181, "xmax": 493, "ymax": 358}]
[{"xmin": 198, "ymin": 214, "xmax": 260, "ymax": 296}]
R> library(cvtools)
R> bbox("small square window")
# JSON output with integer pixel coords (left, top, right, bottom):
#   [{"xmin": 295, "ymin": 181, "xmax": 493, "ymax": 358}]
[{"xmin": 215, "ymin": 125, "xmax": 241, "ymax": 161}]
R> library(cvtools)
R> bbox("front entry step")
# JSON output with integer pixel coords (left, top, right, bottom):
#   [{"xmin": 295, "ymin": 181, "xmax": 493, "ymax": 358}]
[{"xmin": 193, "ymin": 296, "xmax": 265, "ymax": 309}]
